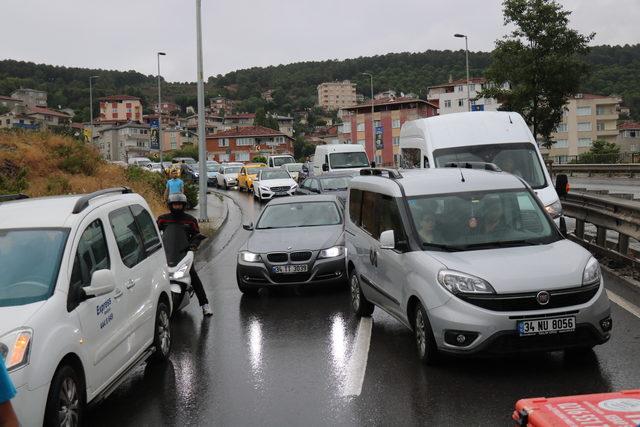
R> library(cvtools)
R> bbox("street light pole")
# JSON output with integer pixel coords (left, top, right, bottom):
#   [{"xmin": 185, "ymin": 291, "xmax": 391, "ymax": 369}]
[
  {"xmin": 89, "ymin": 75, "xmax": 99, "ymax": 145},
  {"xmin": 361, "ymin": 72, "xmax": 375, "ymax": 165},
  {"xmin": 454, "ymin": 33, "xmax": 471, "ymax": 112},
  {"xmin": 196, "ymin": 0, "xmax": 207, "ymax": 221},
  {"xmin": 157, "ymin": 52, "xmax": 166, "ymax": 164}
]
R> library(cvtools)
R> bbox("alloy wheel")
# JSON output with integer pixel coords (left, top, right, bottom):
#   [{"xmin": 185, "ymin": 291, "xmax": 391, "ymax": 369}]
[
  {"xmin": 157, "ymin": 309, "xmax": 171, "ymax": 357},
  {"xmin": 350, "ymin": 274, "xmax": 360, "ymax": 311},
  {"xmin": 58, "ymin": 377, "xmax": 79, "ymax": 427},
  {"xmin": 415, "ymin": 309, "xmax": 427, "ymax": 358}
]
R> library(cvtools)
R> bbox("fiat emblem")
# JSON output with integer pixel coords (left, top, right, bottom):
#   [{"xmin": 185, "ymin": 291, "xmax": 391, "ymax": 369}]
[{"xmin": 536, "ymin": 291, "xmax": 550, "ymax": 306}]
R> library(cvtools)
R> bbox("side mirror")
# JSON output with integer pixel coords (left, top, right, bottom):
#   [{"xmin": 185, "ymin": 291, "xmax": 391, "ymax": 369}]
[
  {"xmin": 370, "ymin": 161, "xmax": 376, "ymax": 168},
  {"xmin": 82, "ymin": 269, "xmax": 116, "ymax": 298},
  {"xmin": 243, "ymin": 222, "xmax": 254, "ymax": 231},
  {"xmin": 322, "ymin": 163, "xmax": 329, "ymax": 172},
  {"xmin": 380, "ymin": 230, "xmax": 395, "ymax": 250},
  {"xmin": 555, "ymin": 174, "xmax": 569, "ymax": 197}
]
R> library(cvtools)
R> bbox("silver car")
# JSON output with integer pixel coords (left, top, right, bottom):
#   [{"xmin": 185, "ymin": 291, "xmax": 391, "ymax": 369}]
[{"xmin": 346, "ymin": 168, "xmax": 612, "ymax": 363}]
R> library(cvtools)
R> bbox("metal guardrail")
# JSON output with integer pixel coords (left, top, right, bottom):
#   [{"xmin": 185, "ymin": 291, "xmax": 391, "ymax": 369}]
[
  {"xmin": 561, "ymin": 191, "xmax": 640, "ymax": 271},
  {"xmin": 551, "ymin": 163, "xmax": 640, "ymax": 177}
]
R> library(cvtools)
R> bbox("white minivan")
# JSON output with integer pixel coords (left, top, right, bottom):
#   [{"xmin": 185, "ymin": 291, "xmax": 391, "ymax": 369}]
[
  {"xmin": 313, "ymin": 144, "xmax": 370, "ymax": 176},
  {"xmin": 399, "ymin": 112, "xmax": 562, "ymax": 220},
  {"xmin": 127, "ymin": 157, "xmax": 152, "ymax": 168}
]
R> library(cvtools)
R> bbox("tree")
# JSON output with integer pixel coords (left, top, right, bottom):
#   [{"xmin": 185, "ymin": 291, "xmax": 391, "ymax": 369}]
[
  {"xmin": 254, "ymin": 107, "xmax": 280, "ymax": 130},
  {"xmin": 478, "ymin": 0, "xmax": 594, "ymax": 148},
  {"xmin": 577, "ymin": 139, "xmax": 620, "ymax": 163}
]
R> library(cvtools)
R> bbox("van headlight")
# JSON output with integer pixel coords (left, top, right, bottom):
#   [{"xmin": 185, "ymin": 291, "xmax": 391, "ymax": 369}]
[
  {"xmin": 545, "ymin": 200, "xmax": 563, "ymax": 219},
  {"xmin": 438, "ymin": 270, "xmax": 496, "ymax": 295},
  {"xmin": 582, "ymin": 256, "xmax": 601, "ymax": 286},
  {"xmin": 319, "ymin": 246, "xmax": 345, "ymax": 259},
  {"xmin": 0, "ymin": 328, "xmax": 33, "ymax": 372},
  {"xmin": 240, "ymin": 251, "xmax": 262, "ymax": 262}
]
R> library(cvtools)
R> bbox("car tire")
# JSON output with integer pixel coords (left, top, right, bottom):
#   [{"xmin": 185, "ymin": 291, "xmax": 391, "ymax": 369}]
[
  {"xmin": 350, "ymin": 270, "xmax": 374, "ymax": 317},
  {"xmin": 223, "ymin": 181, "xmax": 228, "ymax": 190},
  {"xmin": 414, "ymin": 303, "xmax": 439, "ymax": 365},
  {"xmin": 44, "ymin": 364, "xmax": 85, "ymax": 427},
  {"xmin": 150, "ymin": 300, "xmax": 171, "ymax": 362}
]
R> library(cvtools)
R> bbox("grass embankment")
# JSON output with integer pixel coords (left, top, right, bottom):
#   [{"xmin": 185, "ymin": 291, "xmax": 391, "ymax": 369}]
[{"xmin": 0, "ymin": 131, "xmax": 167, "ymax": 215}]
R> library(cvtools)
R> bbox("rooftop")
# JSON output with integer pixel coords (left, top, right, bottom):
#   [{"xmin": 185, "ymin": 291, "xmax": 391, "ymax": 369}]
[
  {"xmin": 428, "ymin": 77, "xmax": 487, "ymax": 90},
  {"xmin": 27, "ymin": 106, "xmax": 71, "ymax": 118},
  {"xmin": 207, "ymin": 125, "xmax": 291, "ymax": 139},
  {"xmin": 98, "ymin": 95, "xmax": 141, "ymax": 102},
  {"xmin": 341, "ymin": 97, "xmax": 438, "ymax": 112},
  {"xmin": 225, "ymin": 113, "xmax": 256, "ymax": 119},
  {"xmin": 619, "ymin": 121, "xmax": 640, "ymax": 130}
]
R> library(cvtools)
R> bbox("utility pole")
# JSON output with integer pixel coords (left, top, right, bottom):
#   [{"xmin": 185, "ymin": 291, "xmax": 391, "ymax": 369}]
[
  {"xmin": 361, "ymin": 72, "xmax": 375, "ymax": 165},
  {"xmin": 196, "ymin": 0, "xmax": 208, "ymax": 220},
  {"xmin": 157, "ymin": 52, "xmax": 166, "ymax": 163},
  {"xmin": 89, "ymin": 75, "xmax": 99, "ymax": 144},
  {"xmin": 454, "ymin": 33, "xmax": 471, "ymax": 112}
]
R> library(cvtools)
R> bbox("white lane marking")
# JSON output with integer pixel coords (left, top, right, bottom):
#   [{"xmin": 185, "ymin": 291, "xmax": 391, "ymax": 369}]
[
  {"xmin": 607, "ymin": 289, "xmax": 640, "ymax": 319},
  {"xmin": 342, "ymin": 317, "xmax": 373, "ymax": 397}
]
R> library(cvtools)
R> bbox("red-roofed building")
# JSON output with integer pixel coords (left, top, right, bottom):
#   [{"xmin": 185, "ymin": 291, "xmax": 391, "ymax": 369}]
[
  {"xmin": 98, "ymin": 95, "xmax": 143, "ymax": 123},
  {"xmin": 27, "ymin": 106, "xmax": 72, "ymax": 127},
  {"xmin": 206, "ymin": 126, "xmax": 294, "ymax": 162},
  {"xmin": 0, "ymin": 95, "xmax": 23, "ymax": 111},
  {"xmin": 427, "ymin": 77, "xmax": 507, "ymax": 114},
  {"xmin": 339, "ymin": 97, "xmax": 438, "ymax": 166},
  {"xmin": 617, "ymin": 121, "xmax": 640, "ymax": 154}
]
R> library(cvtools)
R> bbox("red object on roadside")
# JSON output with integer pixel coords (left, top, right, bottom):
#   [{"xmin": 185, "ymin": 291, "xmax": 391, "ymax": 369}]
[{"xmin": 513, "ymin": 390, "xmax": 640, "ymax": 426}]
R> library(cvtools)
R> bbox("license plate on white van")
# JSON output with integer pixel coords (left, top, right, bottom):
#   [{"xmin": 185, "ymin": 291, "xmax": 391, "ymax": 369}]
[
  {"xmin": 517, "ymin": 316, "xmax": 575, "ymax": 336},
  {"xmin": 272, "ymin": 264, "xmax": 308, "ymax": 274}
]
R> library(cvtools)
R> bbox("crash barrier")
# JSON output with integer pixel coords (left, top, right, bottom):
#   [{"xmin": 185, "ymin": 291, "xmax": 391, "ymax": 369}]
[
  {"xmin": 560, "ymin": 190, "xmax": 640, "ymax": 271},
  {"xmin": 551, "ymin": 152, "xmax": 640, "ymax": 165},
  {"xmin": 551, "ymin": 163, "xmax": 640, "ymax": 177}
]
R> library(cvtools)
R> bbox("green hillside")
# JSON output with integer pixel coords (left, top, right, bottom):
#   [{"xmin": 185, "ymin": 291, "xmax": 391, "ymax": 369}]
[{"xmin": 1, "ymin": 44, "xmax": 638, "ymax": 121}]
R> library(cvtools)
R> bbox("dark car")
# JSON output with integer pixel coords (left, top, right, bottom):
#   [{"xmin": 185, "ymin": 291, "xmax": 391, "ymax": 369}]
[
  {"xmin": 295, "ymin": 172, "xmax": 356, "ymax": 204},
  {"xmin": 236, "ymin": 195, "xmax": 346, "ymax": 294}
]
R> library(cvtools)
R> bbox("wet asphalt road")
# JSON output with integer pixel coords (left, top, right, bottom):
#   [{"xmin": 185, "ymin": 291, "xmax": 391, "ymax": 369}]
[{"xmin": 87, "ymin": 187, "xmax": 640, "ymax": 426}]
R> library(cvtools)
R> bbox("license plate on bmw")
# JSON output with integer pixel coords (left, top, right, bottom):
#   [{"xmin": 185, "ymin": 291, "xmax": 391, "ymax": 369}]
[
  {"xmin": 518, "ymin": 316, "xmax": 575, "ymax": 336},
  {"xmin": 272, "ymin": 264, "xmax": 308, "ymax": 274}
]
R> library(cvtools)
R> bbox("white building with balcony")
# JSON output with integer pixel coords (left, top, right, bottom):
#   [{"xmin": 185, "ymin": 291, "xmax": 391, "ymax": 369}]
[{"xmin": 427, "ymin": 77, "xmax": 507, "ymax": 115}]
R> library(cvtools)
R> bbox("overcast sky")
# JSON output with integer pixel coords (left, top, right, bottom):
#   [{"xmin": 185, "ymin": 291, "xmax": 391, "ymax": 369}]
[{"xmin": 2, "ymin": 0, "xmax": 638, "ymax": 82}]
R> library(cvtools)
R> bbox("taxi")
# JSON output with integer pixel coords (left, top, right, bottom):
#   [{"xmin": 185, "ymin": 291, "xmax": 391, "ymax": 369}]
[{"xmin": 237, "ymin": 163, "xmax": 267, "ymax": 193}]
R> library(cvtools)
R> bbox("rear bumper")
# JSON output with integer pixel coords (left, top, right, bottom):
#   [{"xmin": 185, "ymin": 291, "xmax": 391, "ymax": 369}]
[{"xmin": 237, "ymin": 256, "xmax": 346, "ymax": 287}]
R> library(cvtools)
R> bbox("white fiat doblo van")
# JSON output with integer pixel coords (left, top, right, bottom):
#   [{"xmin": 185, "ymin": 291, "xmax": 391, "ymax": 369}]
[{"xmin": 313, "ymin": 144, "xmax": 370, "ymax": 176}]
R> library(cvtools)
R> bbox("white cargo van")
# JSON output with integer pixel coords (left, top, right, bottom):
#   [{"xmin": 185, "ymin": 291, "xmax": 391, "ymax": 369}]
[
  {"xmin": 399, "ymin": 111, "xmax": 562, "ymax": 219},
  {"xmin": 127, "ymin": 156, "xmax": 152, "ymax": 168},
  {"xmin": 267, "ymin": 154, "xmax": 295, "ymax": 168},
  {"xmin": 313, "ymin": 144, "xmax": 370, "ymax": 176}
]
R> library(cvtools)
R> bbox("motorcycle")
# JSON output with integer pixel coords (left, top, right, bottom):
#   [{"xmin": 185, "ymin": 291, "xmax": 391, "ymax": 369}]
[{"xmin": 161, "ymin": 222, "xmax": 206, "ymax": 314}]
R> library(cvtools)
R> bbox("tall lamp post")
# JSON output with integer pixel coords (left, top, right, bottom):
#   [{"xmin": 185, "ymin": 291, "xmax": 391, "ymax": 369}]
[
  {"xmin": 361, "ymin": 72, "xmax": 375, "ymax": 165},
  {"xmin": 454, "ymin": 33, "xmax": 471, "ymax": 112},
  {"xmin": 89, "ymin": 75, "xmax": 99, "ymax": 143},
  {"xmin": 157, "ymin": 52, "xmax": 167, "ymax": 164},
  {"xmin": 196, "ymin": 0, "xmax": 207, "ymax": 221}
]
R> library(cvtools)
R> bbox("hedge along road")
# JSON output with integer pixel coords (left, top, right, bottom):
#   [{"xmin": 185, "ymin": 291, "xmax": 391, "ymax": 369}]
[{"xmin": 86, "ymin": 187, "xmax": 640, "ymax": 426}]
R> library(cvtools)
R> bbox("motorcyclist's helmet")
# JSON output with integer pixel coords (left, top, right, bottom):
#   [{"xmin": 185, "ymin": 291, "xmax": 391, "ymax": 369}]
[{"xmin": 167, "ymin": 193, "xmax": 187, "ymax": 213}]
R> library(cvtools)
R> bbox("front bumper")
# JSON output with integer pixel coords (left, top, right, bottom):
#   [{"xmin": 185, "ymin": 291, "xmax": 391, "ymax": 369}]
[
  {"xmin": 427, "ymin": 282, "xmax": 611, "ymax": 355},
  {"xmin": 11, "ymin": 382, "xmax": 48, "ymax": 427},
  {"xmin": 237, "ymin": 255, "xmax": 346, "ymax": 287},
  {"xmin": 257, "ymin": 187, "xmax": 296, "ymax": 200}
]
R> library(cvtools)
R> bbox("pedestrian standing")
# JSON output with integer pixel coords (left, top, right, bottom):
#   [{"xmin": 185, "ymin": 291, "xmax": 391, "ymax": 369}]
[
  {"xmin": 0, "ymin": 358, "xmax": 18, "ymax": 427},
  {"xmin": 164, "ymin": 169, "xmax": 185, "ymax": 201}
]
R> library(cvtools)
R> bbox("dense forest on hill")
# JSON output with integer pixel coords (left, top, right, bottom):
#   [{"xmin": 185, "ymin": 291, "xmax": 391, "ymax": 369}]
[{"xmin": 0, "ymin": 44, "xmax": 638, "ymax": 121}]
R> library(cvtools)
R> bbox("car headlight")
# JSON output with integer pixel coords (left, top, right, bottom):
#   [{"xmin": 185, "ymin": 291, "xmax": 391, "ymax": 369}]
[
  {"xmin": 260, "ymin": 186, "xmax": 270, "ymax": 192},
  {"xmin": 0, "ymin": 328, "xmax": 33, "ymax": 372},
  {"xmin": 583, "ymin": 256, "xmax": 601, "ymax": 286},
  {"xmin": 240, "ymin": 251, "xmax": 262, "ymax": 262},
  {"xmin": 437, "ymin": 270, "xmax": 495, "ymax": 295},
  {"xmin": 319, "ymin": 246, "xmax": 345, "ymax": 259},
  {"xmin": 545, "ymin": 200, "xmax": 563, "ymax": 219},
  {"xmin": 171, "ymin": 262, "xmax": 190, "ymax": 280},
  {"xmin": 291, "ymin": 184, "xmax": 298, "ymax": 191}
]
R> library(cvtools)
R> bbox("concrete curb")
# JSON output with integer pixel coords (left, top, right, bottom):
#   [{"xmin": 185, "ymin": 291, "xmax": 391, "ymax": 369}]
[
  {"xmin": 191, "ymin": 192, "xmax": 229, "ymax": 255},
  {"xmin": 601, "ymin": 264, "xmax": 640, "ymax": 295}
]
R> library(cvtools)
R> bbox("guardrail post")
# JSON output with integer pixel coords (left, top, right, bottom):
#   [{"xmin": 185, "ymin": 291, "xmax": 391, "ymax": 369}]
[
  {"xmin": 618, "ymin": 234, "xmax": 630, "ymax": 255},
  {"xmin": 575, "ymin": 219, "xmax": 585, "ymax": 239},
  {"xmin": 596, "ymin": 226, "xmax": 607, "ymax": 247}
]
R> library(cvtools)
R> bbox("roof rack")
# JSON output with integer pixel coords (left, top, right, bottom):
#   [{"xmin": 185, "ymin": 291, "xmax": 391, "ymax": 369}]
[
  {"xmin": 444, "ymin": 162, "xmax": 502, "ymax": 172},
  {"xmin": 359, "ymin": 168, "xmax": 403, "ymax": 179},
  {"xmin": 72, "ymin": 187, "xmax": 132, "ymax": 214},
  {"xmin": 0, "ymin": 194, "xmax": 29, "ymax": 203}
]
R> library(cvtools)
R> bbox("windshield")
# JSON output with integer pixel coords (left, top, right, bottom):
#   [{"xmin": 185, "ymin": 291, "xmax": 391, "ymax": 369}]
[
  {"xmin": 0, "ymin": 228, "xmax": 69, "ymax": 307},
  {"xmin": 329, "ymin": 152, "xmax": 369, "ymax": 169},
  {"xmin": 320, "ymin": 176, "xmax": 353, "ymax": 190},
  {"xmin": 433, "ymin": 143, "xmax": 547, "ymax": 189},
  {"xmin": 408, "ymin": 189, "xmax": 559, "ymax": 251},
  {"xmin": 257, "ymin": 202, "xmax": 342, "ymax": 229},
  {"xmin": 247, "ymin": 167, "xmax": 263, "ymax": 175},
  {"xmin": 285, "ymin": 163, "xmax": 303, "ymax": 172},
  {"xmin": 223, "ymin": 166, "xmax": 241, "ymax": 174},
  {"xmin": 207, "ymin": 164, "xmax": 220, "ymax": 172},
  {"xmin": 272, "ymin": 157, "xmax": 294, "ymax": 166},
  {"xmin": 261, "ymin": 170, "xmax": 290, "ymax": 180}
]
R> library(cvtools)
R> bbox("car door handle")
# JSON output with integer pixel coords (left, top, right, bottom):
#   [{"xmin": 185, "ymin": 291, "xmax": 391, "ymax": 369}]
[
  {"xmin": 114, "ymin": 289, "xmax": 124, "ymax": 299},
  {"xmin": 125, "ymin": 279, "xmax": 136, "ymax": 289}
]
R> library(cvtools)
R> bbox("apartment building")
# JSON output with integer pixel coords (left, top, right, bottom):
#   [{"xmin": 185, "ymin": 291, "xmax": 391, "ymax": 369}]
[
  {"xmin": 206, "ymin": 125, "xmax": 294, "ymax": 163},
  {"xmin": 548, "ymin": 93, "xmax": 620, "ymax": 162},
  {"xmin": 224, "ymin": 113, "xmax": 255, "ymax": 128},
  {"xmin": 0, "ymin": 95, "xmax": 24, "ymax": 111},
  {"xmin": 210, "ymin": 96, "xmax": 238, "ymax": 115},
  {"xmin": 97, "ymin": 122, "xmax": 150, "ymax": 161},
  {"xmin": 427, "ymin": 77, "xmax": 506, "ymax": 114},
  {"xmin": 317, "ymin": 81, "xmax": 357, "ymax": 110},
  {"xmin": 98, "ymin": 95, "xmax": 143, "ymax": 123},
  {"xmin": 11, "ymin": 88, "xmax": 47, "ymax": 109},
  {"xmin": 339, "ymin": 97, "xmax": 438, "ymax": 166},
  {"xmin": 616, "ymin": 121, "xmax": 640, "ymax": 154},
  {"xmin": 153, "ymin": 102, "xmax": 181, "ymax": 115}
]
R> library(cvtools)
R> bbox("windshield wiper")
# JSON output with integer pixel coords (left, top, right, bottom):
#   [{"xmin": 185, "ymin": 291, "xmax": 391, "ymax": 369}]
[
  {"xmin": 454, "ymin": 239, "xmax": 543, "ymax": 250},
  {"xmin": 422, "ymin": 242, "xmax": 464, "ymax": 252}
]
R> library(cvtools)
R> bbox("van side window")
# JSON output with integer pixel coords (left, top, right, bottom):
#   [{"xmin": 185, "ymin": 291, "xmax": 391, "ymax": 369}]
[
  {"xmin": 361, "ymin": 191, "xmax": 380, "ymax": 238},
  {"xmin": 349, "ymin": 189, "xmax": 362, "ymax": 225},
  {"xmin": 131, "ymin": 204, "xmax": 162, "ymax": 255},
  {"xmin": 378, "ymin": 195, "xmax": 408, "ymax": 250},
  {"xmin": 310, "ymin": 179, "xmax": 319, "ymax": 192},
  {"xmin": 109, "ymin": 207, "xmax": 146, "ymax": 268},
  {"xmin": 68, "ymin": 220, "xmax": 110, "ymax": 312}
]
